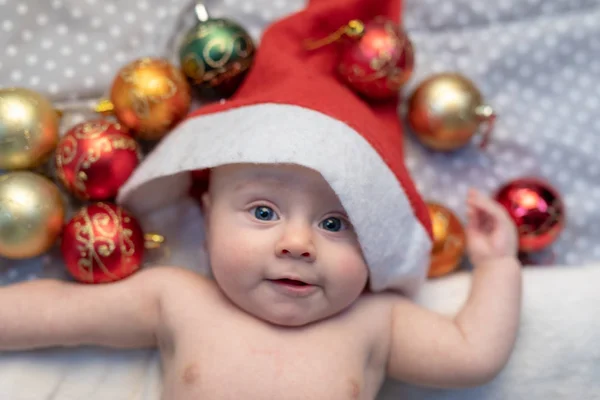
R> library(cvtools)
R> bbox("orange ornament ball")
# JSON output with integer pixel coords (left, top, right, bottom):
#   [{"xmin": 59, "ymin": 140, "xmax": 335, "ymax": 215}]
[
  {"xmin": 109, "ymin": 57, "xmax": 191, "ymax": 140},
  {"xmin": 427, "ymin": 202, "xmax": 466, "ymax": 278}
]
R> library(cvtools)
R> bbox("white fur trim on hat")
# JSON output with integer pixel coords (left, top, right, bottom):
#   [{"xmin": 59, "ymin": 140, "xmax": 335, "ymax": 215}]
[{"xmin": 117, "ymin": 103, "xmax": 432, "ymax": 296}]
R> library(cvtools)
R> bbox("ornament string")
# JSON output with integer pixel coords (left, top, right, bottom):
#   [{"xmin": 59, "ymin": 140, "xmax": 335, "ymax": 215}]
[{"xmin": 304, "ymin": 19, "xmax": 365, "ymax": 50}]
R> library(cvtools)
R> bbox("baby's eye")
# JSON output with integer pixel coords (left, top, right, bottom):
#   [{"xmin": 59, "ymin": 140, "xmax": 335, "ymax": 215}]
[
  {"xmin": 252, "ymin": 206, "xmax": 279, "ymax": 221},
  {"xmin": 319, "ymin": 217, "xmax": 347, "ymax": 232}
]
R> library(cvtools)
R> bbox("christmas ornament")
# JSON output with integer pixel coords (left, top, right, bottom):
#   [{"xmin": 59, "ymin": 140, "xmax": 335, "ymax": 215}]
[
  {"xmin": 55, "ymin": 119, "xmax": 141, "ymax": 201},
  {"xmin": 494, "ymin": 178, "xmax": 565, "ymax": 253},
  {"xmin": 427, "ymin": 202, "xmax": 466, "ymax": 278},
  {"xmin": 0, "ymin": 87, "xmax": 60, "ymax": 170},
  {"xmin": 407, "ymin": 73, "xmax": 496, "ymax": 151},
  {"xmin": 0, "ymin": 171, "xmax": 65, "ymax": 259},
  {"xmin": 305, "ymin": 17, "xmax": 414, "ymax": 100},
  {"xmin": 180, "ymin": 3, "xmax": 255, "ymax": 97},
  {"xmin": 60, "ymin": 202, "xmax": 164, "ymax": 284},
  {"xmin": 100, "ymin": 57, "xmax": 191, "ymax": 141}
]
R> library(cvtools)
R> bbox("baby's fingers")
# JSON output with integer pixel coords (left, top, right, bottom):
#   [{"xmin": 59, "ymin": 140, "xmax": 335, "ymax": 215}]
[
  {"xmin": 467, "ymin": 189, "xmax": 507, "ymax": 220},
  {"xmin": 468, "ymin": 188, "xmax": 518, "ymax": 234}
]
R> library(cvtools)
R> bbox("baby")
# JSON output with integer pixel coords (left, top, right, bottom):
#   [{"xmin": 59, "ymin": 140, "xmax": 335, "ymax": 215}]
[
  {"xmin": 0, "ymin": 162, "xmax": 521, "ymax": 399},
  {"xmin": 0, "ymin": 0, "xmax": 523, "ymax": 397}
]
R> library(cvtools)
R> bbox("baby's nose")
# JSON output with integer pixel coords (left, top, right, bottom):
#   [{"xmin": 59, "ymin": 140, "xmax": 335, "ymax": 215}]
[{"xmin": 275, "ymin": 226, "xmax": 316, "ymax": 262}]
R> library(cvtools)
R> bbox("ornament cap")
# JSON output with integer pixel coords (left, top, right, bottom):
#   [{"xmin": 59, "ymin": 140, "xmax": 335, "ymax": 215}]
[
  {"xmin": 95, "ymin": 99, "xmax": 115, "ymax": 115},
  {"xmin": 346, "ymin": 19, "xmax": 365, "ymax": 37},
  {"xmin": 474, "ymin": 104, "xmax": 496, "ymax": 149},
  {"xmin": 194, "ymin": 2, "xmax": 209, "ymax": 22},
  {"xmin": 144, "ymin": 233, "xmax": 165, "ymax": 250},
  {"xmin": 475, "ymin": 104, "xmax": 494, "ymax": 119}
]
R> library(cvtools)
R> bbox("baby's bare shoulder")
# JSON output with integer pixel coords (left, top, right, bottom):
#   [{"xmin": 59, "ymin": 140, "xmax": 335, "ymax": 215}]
[
  {"xmin": 357, "ymin": 291, "xmax": 407, "ymax": 311},
  {"xmin": 147, "ymin": 267, "xmax": 221, "ymax": 341},
  {"xmin": 350, "ymin": 291, "xmax": 417, "ymax": 326},
  {"xmin": 338, "ymin": 292, "xmax": 397, "ymax": 331},
  {"xmin": 146, "ymin": 266, "xmax": 217, "ymax": 300}
]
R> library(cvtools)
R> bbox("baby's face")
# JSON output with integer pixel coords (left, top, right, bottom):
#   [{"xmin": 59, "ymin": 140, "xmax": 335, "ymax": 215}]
[{"xmin": 202, "ymin": 163, "xmax": 368, "ymax": 326}]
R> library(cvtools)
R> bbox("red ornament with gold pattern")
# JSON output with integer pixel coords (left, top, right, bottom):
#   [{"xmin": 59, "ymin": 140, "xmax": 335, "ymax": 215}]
[
  {"xmin": 60, "ymin": 202, "xmax": 163, "ymax": 284},
  {"xmin": 55, "ymin": 119, "xmax": 142, "ymax": 201},
  {"xmin": 494, "ymin": 178, "xmax": 565, "ymax": 253},
  {"xmin": 426, "ymin": 202, "xmax": 466, "ymax": 278},
  {"xmin": 98, "ymin": 57, "xmax": 192, "ymax": 141},
  {"xmin": 305, "ymin": 18, "xmax": 414, "ymax": 100}
]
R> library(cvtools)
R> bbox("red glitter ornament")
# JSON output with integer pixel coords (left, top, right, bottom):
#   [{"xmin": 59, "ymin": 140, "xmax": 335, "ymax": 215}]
[
  {"xmin": 55, "ymin": 119, "xmax": 141, "ymax": 201},
  {"xmin": 338, "ymin": 18, "xmax": 414, "ymax": 99},
  {"xmin": 306, "ymin": 18, "xmax": 414, "ymax": 100},
  {"xmin": 494, "ymin": 178, "xmax": 565, "ymax": 253},
  {"xmin": 61, "ymin": 202, "xmax": 146, "ymax": 284}
]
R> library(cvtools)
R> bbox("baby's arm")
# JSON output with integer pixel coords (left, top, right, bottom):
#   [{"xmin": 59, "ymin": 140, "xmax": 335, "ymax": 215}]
[
  {"xmin": 0, "ymin": 266, "xmax": 180, "ymax": 351},
  {"xmin": 387, "ymin": 189, "xmax": 521, "ymax": 388}
]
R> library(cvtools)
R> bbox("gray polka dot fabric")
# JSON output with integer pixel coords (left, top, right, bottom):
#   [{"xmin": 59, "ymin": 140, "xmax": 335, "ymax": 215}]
[
  {"xmin": 1, "ymin": 0, "xmax": 600, "ymax": 285},
  {"xmin": 401, "ymin": 0, "xmax": 600, "ymax": 267}
]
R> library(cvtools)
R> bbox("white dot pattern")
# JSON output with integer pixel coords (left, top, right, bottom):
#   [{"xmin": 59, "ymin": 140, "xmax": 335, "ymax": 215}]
[
  {"xmin": 0, "ymin": 0, "xmax": 599, "ymax": 284},
  {"xmin": 0, "ymin": 0, "xmax": 191, "ymax": 101}
]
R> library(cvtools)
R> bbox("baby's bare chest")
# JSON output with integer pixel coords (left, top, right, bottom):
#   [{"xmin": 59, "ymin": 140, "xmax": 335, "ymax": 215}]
[{"xmin": 159, "ymin": 300, "xmax": 390, "ymax": 399}]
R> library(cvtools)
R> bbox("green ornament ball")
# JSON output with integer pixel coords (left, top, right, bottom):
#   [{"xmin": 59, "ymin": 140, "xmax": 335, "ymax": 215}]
[{"xmin": 179, "ymin": 18, "xmax": 256, "ymax": 97}]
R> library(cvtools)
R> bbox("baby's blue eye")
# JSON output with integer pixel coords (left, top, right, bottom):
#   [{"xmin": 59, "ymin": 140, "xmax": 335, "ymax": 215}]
[
  {"xmin": 320, "ymin": 217, "xmax": 344, "ymax": 232},
  {"xmin": 253, "ymin": 206, "xmax": 277, "ymax": 221}
]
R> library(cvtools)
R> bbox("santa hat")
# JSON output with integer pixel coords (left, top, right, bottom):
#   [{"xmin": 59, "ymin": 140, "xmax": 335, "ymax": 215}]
[{"xmin": 116, "ymin": 0, "xmax": 433, "ymax": 296}]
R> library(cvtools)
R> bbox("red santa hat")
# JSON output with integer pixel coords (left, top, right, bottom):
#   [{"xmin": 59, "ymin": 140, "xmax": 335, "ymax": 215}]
[{"xmin": 117, "ymin": 0, "xmax": 433, "ymax": 296}]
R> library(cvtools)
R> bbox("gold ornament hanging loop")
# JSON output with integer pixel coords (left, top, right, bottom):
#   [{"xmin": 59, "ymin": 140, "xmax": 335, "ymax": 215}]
[
  {"xmin": 304, "ymin": 19, "xmax": 365, "ymax": 50},
  {"xmin": 474, "ymin": 104, "xmax": 496, "ymax": 149}
]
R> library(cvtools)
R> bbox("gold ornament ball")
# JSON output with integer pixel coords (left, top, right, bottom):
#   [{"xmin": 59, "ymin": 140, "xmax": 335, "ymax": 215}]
[
  {"xmin": 0, "ymin": 171, "xmax": 66, "ymax": 259},
  {"xmin": 110, "ymin": 57, "xmax": 192, "ymax": 141},
  {"xmin": 0, "ymin": 87, "xmax": 60, "ymax": 170},
  {"xmin": 407, "ymin": 73, "xmax": 494, "ymax": 151}
]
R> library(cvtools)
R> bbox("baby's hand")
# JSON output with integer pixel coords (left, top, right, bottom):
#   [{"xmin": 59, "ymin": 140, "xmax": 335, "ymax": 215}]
[{"xmin": 465, "ymin": 188, "xmax": 519, "ymax": 266}]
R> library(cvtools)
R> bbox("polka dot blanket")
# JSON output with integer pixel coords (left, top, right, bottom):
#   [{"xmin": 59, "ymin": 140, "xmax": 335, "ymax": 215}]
[{"xmin": 0, "ymin": 0, "xmax": 600, "ymax": 399}]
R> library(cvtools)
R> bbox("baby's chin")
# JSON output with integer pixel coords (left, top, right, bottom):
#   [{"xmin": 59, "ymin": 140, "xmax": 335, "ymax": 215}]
[
  {"xmin": 256, "ymin": 310, "xmax": 325, "ymax": 327},
  {"xmin": 244, "ymin": 301, "xmax": 349, "ymax": 327}
]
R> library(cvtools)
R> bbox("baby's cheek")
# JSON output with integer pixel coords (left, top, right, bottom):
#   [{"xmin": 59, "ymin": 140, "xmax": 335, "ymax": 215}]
[
  {"xmin": 209, "ymin": 228, "xmax": 257, "ymax": 275},
  {"xmin": 331, "ymin": 246, "xmax": 369, "ymax": 289}
]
